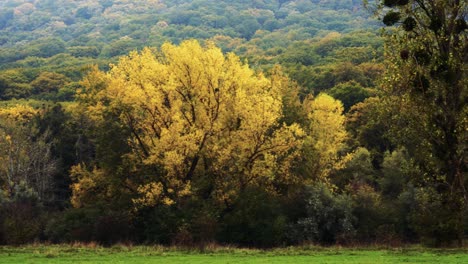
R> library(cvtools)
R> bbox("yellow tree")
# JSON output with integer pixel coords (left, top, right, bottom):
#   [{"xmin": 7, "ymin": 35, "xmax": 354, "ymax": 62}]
[
  {"xmin": 74, "ymin": 40, "xmax": 303, "ymax": 208},
  {"xmin": 302, "ymin": 93, "xmax": 347, "ymax": 182}
]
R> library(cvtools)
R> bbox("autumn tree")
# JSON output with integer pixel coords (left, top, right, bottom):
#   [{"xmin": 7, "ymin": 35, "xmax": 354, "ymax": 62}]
[
  {"xmin": 370, "ymin": 0, "xmax": 467, "ymax": 245},
  {"xmin": 0, "ymin": 105, "xmax": 56, "ymax": 202},
  {"xmin": 74, "ymin": 40, "xmax": 303, "ymax": 209},
  {"xmin": 302, "ymin": 93, "xmax": 347, "ymax": 182}
]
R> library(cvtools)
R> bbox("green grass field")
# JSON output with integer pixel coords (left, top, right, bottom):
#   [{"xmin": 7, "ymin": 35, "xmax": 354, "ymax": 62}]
[{"xmin": 1, "ymin": 245, "xmax": 467, "ymax": 264}]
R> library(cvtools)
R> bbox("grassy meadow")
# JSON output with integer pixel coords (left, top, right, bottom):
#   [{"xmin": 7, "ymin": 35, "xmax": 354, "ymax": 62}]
[{"xmin": 1, "ymin": 245, "xmax": 467, "ymax": 264}]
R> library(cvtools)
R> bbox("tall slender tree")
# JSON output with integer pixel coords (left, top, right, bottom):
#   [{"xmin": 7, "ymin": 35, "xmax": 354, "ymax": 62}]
[{"xmin": 369, "ymin": 0, "xmax": 467, "ymax": 245}]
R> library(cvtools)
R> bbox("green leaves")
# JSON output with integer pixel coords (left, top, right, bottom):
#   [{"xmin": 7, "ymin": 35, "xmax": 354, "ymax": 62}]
[{"xmin": 378, "ymin": 0, "xmax": 467, "ymax": 245}]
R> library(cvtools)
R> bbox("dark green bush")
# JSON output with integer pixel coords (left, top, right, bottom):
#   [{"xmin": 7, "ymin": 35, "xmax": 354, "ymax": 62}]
[
  {"xmin": 0, "ymin": 202, "xmax": 44, "ymax": 245},
  {"xmin": 0, "ymin": 183, "xmax": 45, "ymax": 245},
  {"xmin": 410, "ymin": 188, "xmax": 465, "ymax": 246},
  {"xmin": 45, "ymin": 208, "xmax": 134, "ymax": 245},
  {"xmin": 288, "ymin": 184, "xmax": 355, "ymax": 245},
  {"xmin": 45, "ymin": 207, "xmax": 99, "ymax": 243},
  {"xmin": 349, "ymin": 184, "xmax": 384, "ymax": 242},
  {"xmin": 218, "ymin": 187, "xmax": 287, "ymax": 247},
  {"xmin": 133, "ymin": 205, "xmax": 183, "ymax": 244}
]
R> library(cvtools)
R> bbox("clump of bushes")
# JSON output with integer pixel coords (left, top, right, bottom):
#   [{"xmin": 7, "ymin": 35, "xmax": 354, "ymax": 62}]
[{"xmin": 287, "ymin": 183, "xmax": 355, "ymax": 245}]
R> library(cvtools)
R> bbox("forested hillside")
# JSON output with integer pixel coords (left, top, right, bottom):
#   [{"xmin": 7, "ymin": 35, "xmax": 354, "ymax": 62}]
[
  {"xmin": 0, "ymin": 0, "xmax": 466, "ymax": 248},
  {"xmin": 0, "ymin": 0, "xmax": 373, "ymax": 52},
  {"xmin": 0, "ymin": 0, "xmax": 381, "ymax": 100}
]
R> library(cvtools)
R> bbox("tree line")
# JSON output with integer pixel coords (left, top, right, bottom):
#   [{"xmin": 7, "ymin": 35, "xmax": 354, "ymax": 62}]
[{"xmin": 0, "ymin": 0, "xmax": 466, "ymax": 247}]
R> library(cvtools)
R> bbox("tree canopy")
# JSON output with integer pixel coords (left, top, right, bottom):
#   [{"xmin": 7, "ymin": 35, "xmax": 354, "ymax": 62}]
[{"xmin": 73, "ymin": 40, "xmax": 304, "ymax": 209}]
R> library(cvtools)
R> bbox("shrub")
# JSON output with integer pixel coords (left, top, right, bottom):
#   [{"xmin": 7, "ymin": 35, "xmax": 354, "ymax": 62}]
[
  {"xmin": 0, "ymin": 202, "xmax": 44, "ymax": 245},
  {"xmin": 0, "ymin": 183, "xmax": 45, "ymax": 245},
  {"xmin": 410, "ymin": 187, "xmax": 464, "ymax": 246},
  {"xmin": 133, "ymin": 205, "xmax": 182, "ymax": 244},
  {"xmin": 218, "ymin": 187, "xmax": 287, "ymax": 247},
  {"xmin": 288, "ymin": 184, "xmax": 355, "ymax": 245},
  {"xmin": 45, "ymin": 207, "xmax": 99, "ymax": 243},
  {"xmin": 349, "ymin": 184, "xmax": 384, "ymax": 242},
  {"xmin": 45, "ymin": 208, "xmax": 133, "ymax": 245},
  {"xmin": 93, "ymin": 212, "xmax": 133, "ymax": 245}
]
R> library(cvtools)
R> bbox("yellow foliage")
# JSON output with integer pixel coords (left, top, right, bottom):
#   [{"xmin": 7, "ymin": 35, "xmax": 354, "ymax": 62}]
[
  {"xmin": 0, "ymin": 104, "xmax": 38, "ymax": 123},
  {"xmin": 69, "ymin": 164, "xmax": 105, "ymax": 208},
  {"xmin": 0, "ymin": 105, "xmax": 38, "ymax": 190},
  {"xmin": 79, "ymin": 40, "xmax": 303, "ymax": 207},
  {"xmin": 304, "ymin": 93, "xmax": 347, "ymax": 181},
  {"xmin": 132, "ymin": 182, "xmax": 166, "ymax": 206}
]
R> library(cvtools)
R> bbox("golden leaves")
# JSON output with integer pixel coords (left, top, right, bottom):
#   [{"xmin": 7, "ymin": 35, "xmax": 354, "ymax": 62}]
[
  {"xmin": 69, "ymin": 164, "xmax": 102, "ymax": 208},
  {"xmin": 79, "ymin": 40, "xmax": 306, "ymax": 207},
  {"xmin": 304, "ymin": 93, "xmax": 347, "ymax": 181},
  {"xmin": 0, "ymin": 104, "xmax": 38, "ymax": 123}
]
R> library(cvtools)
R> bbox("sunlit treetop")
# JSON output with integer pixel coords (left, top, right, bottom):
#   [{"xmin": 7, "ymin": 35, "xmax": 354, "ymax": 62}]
[{"xmin": 75, "ymin": 40, "xmax": 304, "ymax": 207}]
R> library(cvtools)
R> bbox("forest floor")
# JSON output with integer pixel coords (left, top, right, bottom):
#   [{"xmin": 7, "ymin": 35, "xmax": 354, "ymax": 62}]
[{"xmin": 1, "ymin": 244, "xmax": 467, "ymax": 263}]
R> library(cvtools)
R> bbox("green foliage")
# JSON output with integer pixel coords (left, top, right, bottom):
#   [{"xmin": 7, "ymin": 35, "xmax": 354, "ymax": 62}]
[
  {"xmin": 219, "ymin": 188, "xmax": 287, "ymax": 247},
  {"xmin": 0, "ymin": 182, "xmax": 44, "ymax": 245},
  {"xmin": 328, "ymin": 81, "xmax": 371, "ymax": 112},
  {"xmin": 410, "ymin": 188, "xmax": 463, "ymax": 246},
  {"xmin": 383, "ymin": 0, "xmax": 409, "ymax": 7},
  {"xmin": 0, "ymin": 0, "xmax": 384, "ymax": 132},
  {"xmin": 0, "ymin": 105, "xmax": 57, "ymax": 203},
  {"xmin": 68, "ymin": 46, "xmax": 100, "ymax": 58},
  {"xmin": 1, "ymin": 0, "xmax": 462, "ymax": 248},
  {"xmin": 332, "ymin": 147, "xmax": 376, "ymax": 189},
  {"xmin": 349, "ymin": 184, "xmax": 384, "ymax": 242},
  {"xmin": 31, "ymin": 72, "xmax": 70, "ymax": 95},
  {"xmin": 100, "ymin": 39, "xmax": 141, "ymax": 58},
  {"xmin": 32, "ymin": 103, "xmax": 84, "ymax": 205},
  {"xmin": 0, "ymin": 202, "xmax": 44, "ymax": 245},
  {"xmin": 377, "ymin": 0, "xmax": 467, "ymax": 244},
  {"xmin": 402, "ymin": 17, "xmax": 416, "ymax": 32},
  {"xmin": 379, "ymin": 148, "xmax": 411, "ymax": 199},
  {"xmin": 289, "ymin": 184, "xmax": 355, "ymax": 244},
  {"xmin": 0, "ymin": 69, "xmax": 33, "ymax": 99},
  {"xmin": 45, "ymin": 208, "xmax": 133, "ymax": 245},
  {"xmin": 54, "ymin": 82, "xmax": 80, "ymax": 101},
  {"xmin": 346, "ymin": 97, "xmax": 394, "ymax": 168},
  {"xmin": 0, "ymin": 9, "xmax": 13, "ymax": 29},
  {"xmin": 133, "ymin": 205, "xmax": 185, "ymax": 245}
]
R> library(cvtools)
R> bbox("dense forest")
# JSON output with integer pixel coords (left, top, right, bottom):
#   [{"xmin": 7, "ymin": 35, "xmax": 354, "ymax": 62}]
[{"xmin": 0, "ymin": 0, "xmax": 466, "ymax": 247}]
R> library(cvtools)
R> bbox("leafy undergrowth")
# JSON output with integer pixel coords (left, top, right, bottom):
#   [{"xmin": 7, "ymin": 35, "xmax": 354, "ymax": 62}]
[{"xmin": 1, "ymin": 244, "xmax": 468, "ymax": 264}]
